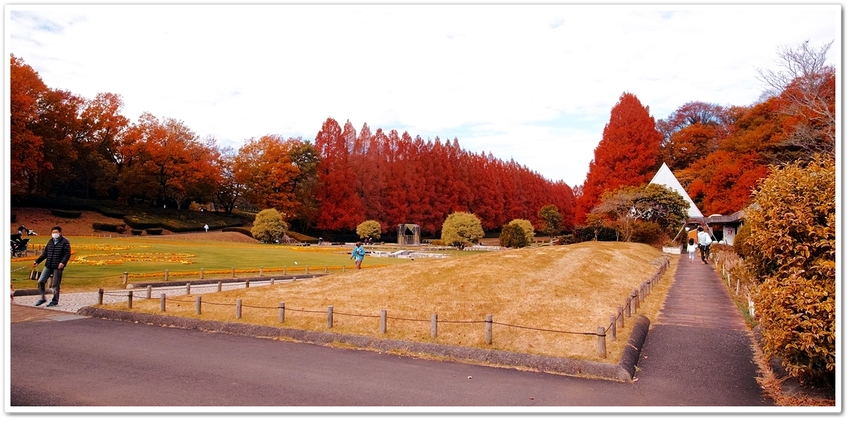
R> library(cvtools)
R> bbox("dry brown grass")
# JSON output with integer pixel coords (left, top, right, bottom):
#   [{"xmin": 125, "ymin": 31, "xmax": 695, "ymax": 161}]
[{"xmin": 103, "ymin": 241, "xmax": 672, "ymax": 363}]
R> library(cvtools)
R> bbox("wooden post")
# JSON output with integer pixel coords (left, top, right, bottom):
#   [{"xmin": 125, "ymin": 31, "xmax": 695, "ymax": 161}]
[
  {"xmin": 217, "ymin": 281, "xmax": 222, "ymax": 292},
  {"xmin": 259, "ymin": 266, "xmax": 263, "ymax": 276},
  {"xmin": 164, "ymin": 268, "xmax": 169, "ymax": 281},
  {"xmin": 271, "ymin": 279, "xmax": 275, "ymax": 286},
  {"xmin": 633, "ymin": 288, "xmax": 640, "ymax": 310},
  {"xmin": 231, "ymin": 267, "xmax": 235, "ymax": 278},
  {"xmin": 631, "ymin": 290, "xmax": 638, "ymax": 313},
  {"xmin": 327, "ymin": 305, "xmax": 334, "ymax": 328},
  {"xmin": 186, "ymin": 283, "xmax": 191, "ymax": 295},
  {"xmin": 380, "ymin": 309, "xmax": 387, "ymax": 334},
  {"xmin": 160, "ymin": 293, "xmax": 166, "ymax": 312},
  {"xmin": 736, "ymin": 278, "xmax": 740, "ymax": 295},
  {"xmin": 597, "ymin": 327, "xmax": 606, "ymax": 357},
  {"xmin": 283, "ymin": 266, "xmax": 287, "ymax": 275},
  {"xmin": 245, "ymin": 280, "xmax": 250, "ymax": 288},
  {"xmin": 236, "ymin": 299, "xmax": 242, "ymax": 319},
  {"xmin": 617, "ymin": 306, "xmax": 624, "ymax": 328},
  {"xmin": 195, "ymin": 296, "xmax": 202, "ymax": 315},
  {"xmin": 609, "ymin": 315, "xmax": 617, "ymax": 341},
  {"xmin": 147, "ymin": 285, "xmax": 152, "ymax": 299},
  {"xmin": 306, "ymin": 265, "xmax": 309, "ymax": 274},
  {"xmin": 485, "ymin": 314, "xmax": 493, "ymax": 345},
  {"xmin": 624, "ymin": 298, "xmax": 631, "ymax": 318},
  {"xmin": 200, "ymin": 268, "xmax": 204, "ymax": 279},
  {"xmin": 98, "ymin": 288, "xmax": 104, "ymax": 305},
  {"xmin": 324, "ymin": 266, "xmax": 328, "ymax": 273},
  {"xmin": 431, "ymin": 314, "xmax": 438, "ymax": 338},
  {"xmin": 127, "ymin": 291, "xmax": 133, "ymax": 309},
  {"xmin": 279, "ymin": 302, "xmax": 285, "ymax": 323},
  {"xmin": 123, "ymin": 272, "xmax": 128, "ymax": 286}
]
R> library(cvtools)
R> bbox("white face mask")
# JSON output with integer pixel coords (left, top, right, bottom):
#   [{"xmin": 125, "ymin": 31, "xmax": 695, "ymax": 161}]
[{"xmin": 52, "ymin": 233, "xmax": 60, "ymax": 239}]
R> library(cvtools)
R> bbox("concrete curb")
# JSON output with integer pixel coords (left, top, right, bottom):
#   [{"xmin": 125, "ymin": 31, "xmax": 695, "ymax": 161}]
[{"xmin": 77, "ymin": 306, "xmax": 650, "ymax": 383}]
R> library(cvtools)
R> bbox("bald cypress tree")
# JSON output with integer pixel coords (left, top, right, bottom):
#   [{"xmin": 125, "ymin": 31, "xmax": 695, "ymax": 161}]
[{"xmin": 574, "ymin": 92, "xmax": 662, "ymax": 225}]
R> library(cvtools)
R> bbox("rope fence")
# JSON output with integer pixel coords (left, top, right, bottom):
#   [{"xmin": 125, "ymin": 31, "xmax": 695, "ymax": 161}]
[{"xmin": 94, "ymin": 256, "xmax": 671, "ymax": 358}]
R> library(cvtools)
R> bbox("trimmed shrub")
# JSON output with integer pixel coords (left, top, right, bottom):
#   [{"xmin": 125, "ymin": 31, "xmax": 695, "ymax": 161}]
[
  {"xmin": 630, "ymin": 220, "xmax": 663, "ymax": 246},
  {"xmin": 92, "ymin": 222, "xmax": 126, "ymax": 232},
  {"xmin": 356, "ymin": 220, "xmax": 382, "ymax": 241},
  {"xmin": 499, "ymin": 223, "xmax": 529, "ymax": 248},
  {"xmin": 441, "ymin": 212, "xmax": 484, "ymax": 249},
  {"xmin": 50, "ymin": 209, "xmax": 82, "ymax": 218},
  {"xmin": 146, "ymin": 228, "xmax": 163, "ymax": 235},
  {"xmin": 251, "ymin": 209, "xmax": 288, "ymax": 243},
  {"xmin": 507, "ymin": 218, "xmax": 535, "ymax": 244},
  {"xmin": 131, "ymin": 229, "xmax": 143, "ymax": 236},
  {"xmin": 745, "ymin": 155, "xmax": 835, "ymax": 387}
]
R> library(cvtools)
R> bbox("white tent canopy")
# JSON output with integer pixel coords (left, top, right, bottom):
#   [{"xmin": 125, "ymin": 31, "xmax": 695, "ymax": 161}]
[{"xmin": 648, "ymin": 162, "xmax": 704, "ymax": 219}]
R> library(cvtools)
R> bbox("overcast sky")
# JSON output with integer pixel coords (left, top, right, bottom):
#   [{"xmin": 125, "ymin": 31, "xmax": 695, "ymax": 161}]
[{"xmin": 5, "ymin": 2, "xmax": 839, "ymax": 187}]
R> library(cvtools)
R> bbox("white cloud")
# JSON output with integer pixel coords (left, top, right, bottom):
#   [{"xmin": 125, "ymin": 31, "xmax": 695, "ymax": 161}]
[{"xmin": 5, "ymin": 3, "xmax": 839, "ymax": 187}]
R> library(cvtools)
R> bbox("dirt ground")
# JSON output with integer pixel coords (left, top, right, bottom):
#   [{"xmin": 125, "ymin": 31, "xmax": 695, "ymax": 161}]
[{"xmin": 10, "ymin": 207, "xmax": 258, "ymax": 243}]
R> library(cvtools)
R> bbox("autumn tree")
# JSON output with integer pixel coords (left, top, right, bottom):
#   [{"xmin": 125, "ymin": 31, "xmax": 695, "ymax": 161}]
[
  {"xmin": 744, "ymin": 155, "xmax": 835, "ymax": 387},
  {"xmin": 591, "ymin": 183, "xmax": 688, "ymax": 243},
  {"xmin": 537, "ymin": 204, "xmax": 564, "ymax": 243},
  {"xmin": 10, "ymin": 55, "xmax": 49, "ymax": 195},
  {"xmin": 757, "ymin": 40, "xmax": 836, "ymax": 161},
  {"xmin": 214, "ymin": 146, "xmax": 243, "ymax": 213},
  {"xmin": 314, "ymin": 118, "xmax": 364, "ymax": 232},
  {"xmin": 117, "ymin": 113, "xmax": 219, "ymax": 208},
  {"xmin": 233, "ymin": 135, "xmax": 302, "ymax": 219},
  {"xmin": 575, "ymin": 92, "xmax": 663, "ymax": 226}
]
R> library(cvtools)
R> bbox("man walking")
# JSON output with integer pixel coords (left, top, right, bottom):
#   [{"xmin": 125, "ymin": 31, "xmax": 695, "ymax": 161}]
[
  {"xmin": 32, "ymin": 226, "xmax": 71, "ymax": 307},
  {"xmin": 697, "ymin": 226, "xmax": 712, "ymax": 265}
]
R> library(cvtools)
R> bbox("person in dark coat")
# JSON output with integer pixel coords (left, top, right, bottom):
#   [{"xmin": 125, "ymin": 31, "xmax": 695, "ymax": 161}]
[{"xmin": 32, "ymin": 226, "xmax": 71, "ymax": 307}]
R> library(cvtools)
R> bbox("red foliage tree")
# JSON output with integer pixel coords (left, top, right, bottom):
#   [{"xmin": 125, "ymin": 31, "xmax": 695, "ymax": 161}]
[
  {"xmin": 314, "ymin": 118, "xmax": 364, "ymax": 231},
  {"xmin": 575, "ymin": 92, "xmax": 663, "ymax": 225}
]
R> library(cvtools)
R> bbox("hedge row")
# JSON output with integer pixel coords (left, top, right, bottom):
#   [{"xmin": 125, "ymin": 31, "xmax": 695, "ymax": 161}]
[{"xmin": 50, "ymin": 209, "xmax": 82, "ymax": 218}]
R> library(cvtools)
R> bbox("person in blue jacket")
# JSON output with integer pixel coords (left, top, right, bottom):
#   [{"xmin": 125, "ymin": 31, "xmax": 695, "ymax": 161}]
[{"xmin": 350, "ymin": 242, "xmax": 366, "ymax": 270}]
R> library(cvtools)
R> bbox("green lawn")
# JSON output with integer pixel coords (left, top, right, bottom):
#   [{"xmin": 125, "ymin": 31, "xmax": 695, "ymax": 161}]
[{"xmin": 10, "ymin": 236, "xmax": 423, "ymax": 291}]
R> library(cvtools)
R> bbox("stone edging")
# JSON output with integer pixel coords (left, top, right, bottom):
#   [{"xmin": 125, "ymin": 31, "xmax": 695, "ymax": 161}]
[{"xmin": 76, "ymin": 307, "xmax": 650, "ymax": 383}]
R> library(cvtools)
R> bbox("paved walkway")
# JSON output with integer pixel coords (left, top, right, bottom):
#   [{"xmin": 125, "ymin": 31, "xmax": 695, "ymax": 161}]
[{"xmin": 632, "ymin": 254, "xmax": 769, "ymax": 405}]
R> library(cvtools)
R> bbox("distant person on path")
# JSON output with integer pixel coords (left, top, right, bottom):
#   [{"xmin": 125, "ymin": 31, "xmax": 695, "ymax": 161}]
[
  {"xmin": 32, "ymin": 226, "xmax": 71, "ymax": 307},
  {"xmin": 697, "ymin": 226, "xmax": 712, "ymax": 264},
  {"xmin": 204, "ymin": 224, "xmax": 209, "ymax": 233},
  {"xmin": 686, "ymin": 238, "xmax": 697, "ymax": 263},
  {"xmin": 350, "ymin": 242, "xmax": 366, "ymax": 270}
]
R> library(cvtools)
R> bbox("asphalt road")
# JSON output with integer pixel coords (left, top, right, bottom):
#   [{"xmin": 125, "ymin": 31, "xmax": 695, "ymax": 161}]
[{"xmin": 11, "ymin": 315, "xmax": 641, "ymax": 408}]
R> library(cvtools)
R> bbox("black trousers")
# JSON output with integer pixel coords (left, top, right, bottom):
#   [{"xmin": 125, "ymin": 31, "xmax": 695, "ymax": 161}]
[{"xmin": 699, "ymin": 244, "xmax": 711, "ymax": 263}]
